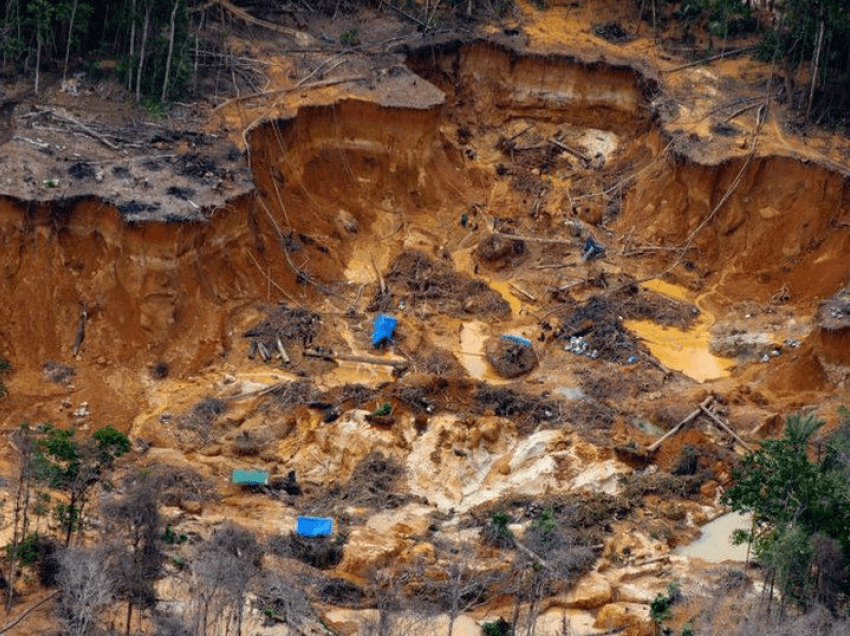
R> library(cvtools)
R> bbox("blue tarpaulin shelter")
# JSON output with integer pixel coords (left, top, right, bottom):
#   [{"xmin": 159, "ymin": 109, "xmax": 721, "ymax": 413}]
[
  {"xmin": 371, "ymin": 314, "xmax": 397, "ymax": 347},
  {"xmin": 297, "ymin": 516, "xmax": 334, "ymax": 536},
  {"xmin": 232, "ymin": 469, "xmax": 268, "ymax": 485}
]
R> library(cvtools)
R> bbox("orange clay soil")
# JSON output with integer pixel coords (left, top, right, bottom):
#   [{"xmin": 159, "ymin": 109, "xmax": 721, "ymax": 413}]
[{"xmin": 1, "ymin": 1, "xmax": 850, "ymax": 634}]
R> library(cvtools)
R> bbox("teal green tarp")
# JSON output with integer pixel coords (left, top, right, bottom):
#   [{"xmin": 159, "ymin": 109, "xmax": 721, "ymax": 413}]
[{"xmin": 232, "ymin": 469, "xmax": 268, "ymax": 485}]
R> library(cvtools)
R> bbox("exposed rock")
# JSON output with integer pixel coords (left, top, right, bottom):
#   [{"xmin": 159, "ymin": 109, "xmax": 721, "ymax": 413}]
[
  {"xmin": 545, "ymin": 571, "xmax": 612, "ymax": 610},
  {"xmin": 594, "ymin": 602, "xmax": 652, "ymax": 634}
]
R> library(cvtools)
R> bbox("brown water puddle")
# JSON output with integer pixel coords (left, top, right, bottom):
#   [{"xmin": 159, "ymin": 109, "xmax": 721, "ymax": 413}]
[{"xmin": 625, "ymin": 279, "xmax": 734, "ymax": 383}]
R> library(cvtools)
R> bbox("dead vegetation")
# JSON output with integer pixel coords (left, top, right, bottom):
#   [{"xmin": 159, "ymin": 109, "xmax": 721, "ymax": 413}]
[
  {"xmin": 150, "ymin": 464, "xmax": 220, "ymax": 507},
  {"xmin": 267, "ymin": 533, "xmax": 345, "ymax": 570},
  {"xmin": 264, "ymin": 380, "xmax": 321, "ymax": 412},
  {"xmin": 42, "ymin": 361, "xmax": 75, "ymax": 385},
  {"xmin": 618, "ymin": 469, "xmax": 705, "ymax": 501},
  {"xmin": 232, "ymin": 430, "xmax": 267, "ymax": 456},
  {"xmin": 243, "ymin": 303, "xmax": 322, "ymax": 365},
  {"xmin": 176, "ymin": 397, "xmax": 229, "ymax": 444},
  {"xmin": 476, "ymin": 233, "xmax": 527, "ymax": 268},
  {"xmin": 405, "ymin": 343, "xmax": 466, "ymax": 377},
  {"xmin": 309, "ymin": 451, "xmax": 415, "ymax": 513},
  {"xmin": 385, "ymin": 250, "xmax": 510, "ymax": 318},
  {"xmin": 474, "ymin": 384, "xmax": 562, "ymax": 435}
]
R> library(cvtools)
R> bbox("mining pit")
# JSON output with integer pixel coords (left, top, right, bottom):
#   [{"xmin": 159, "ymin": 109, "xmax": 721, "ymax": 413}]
[{"xmin": 2, "ymin": 4, "xmax": 850, "ymax": 636}]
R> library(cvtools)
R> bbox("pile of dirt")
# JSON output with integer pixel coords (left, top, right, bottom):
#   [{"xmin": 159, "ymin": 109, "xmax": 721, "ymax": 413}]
[
  {"xmin": 476, "ymin": 232, "xmax": 528, "ymax": 269},
  {"xmin": 484, "ymin": 336, "xmax": 538, "ymax": 378},
  {"xmin": 385, "ymin": 250, "xmax": 510, "ymax": 318}
]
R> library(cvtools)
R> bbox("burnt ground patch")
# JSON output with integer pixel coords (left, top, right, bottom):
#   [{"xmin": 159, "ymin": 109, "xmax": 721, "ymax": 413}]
[{"xmin": 176, "ymin": 152, "xmax": 222, "ymax": 180}]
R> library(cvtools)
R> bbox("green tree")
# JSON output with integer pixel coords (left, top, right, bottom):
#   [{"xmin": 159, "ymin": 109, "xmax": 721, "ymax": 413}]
[
  {"xmin": 32, "ymin": 424, "xmax": 131, "ymax": 546},
  {"xmin": 27, "ymin": 0, "xmax": 56, "ymax": 94},
  {"xmin": 723, "ymin": 412, "xmax": 850, "ymax": 613}
]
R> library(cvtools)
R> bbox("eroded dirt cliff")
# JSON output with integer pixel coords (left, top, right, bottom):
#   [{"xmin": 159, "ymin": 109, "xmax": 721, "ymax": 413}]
[{"xmin": 2, "ymin": 1, "xmax": 850, "ymax": 635}]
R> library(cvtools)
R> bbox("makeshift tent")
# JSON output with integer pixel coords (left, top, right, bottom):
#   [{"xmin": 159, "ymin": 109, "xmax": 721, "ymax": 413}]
[
  {"xmin": 296, "ymin": 516, "xmax": 334, "ymax": 537},
  {"xmin": 232, "ymin": 469, "xmax": 268, "ymax": 485},
  {"xmin": 371, "ymin": 314, "xmax": 397, "ymax": 347}
]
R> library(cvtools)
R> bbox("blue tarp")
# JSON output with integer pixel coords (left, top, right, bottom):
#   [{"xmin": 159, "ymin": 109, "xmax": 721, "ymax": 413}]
[
  {"xmin": 372, "ymin": 314, "xmax": 397, "ymax": 347},
  {"xmin": 582, "ymin": 236, "xmax": 605, "ymax": 261},
  {"xmin": 297, "ymin": 516, "xmax": 334, "ymax": 537},
  {"xmin": 501, "ymin": 334, "xmax": 533, "ymax": 348},
  {"xmin": 232, "ymin": 469, "xmax": 268, "ymax": 485}
]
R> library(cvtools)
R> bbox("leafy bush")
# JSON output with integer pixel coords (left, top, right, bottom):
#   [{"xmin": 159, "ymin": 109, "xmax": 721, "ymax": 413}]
[
  {"xmin": 482, "ymin": 511, "xmax": 514, "ymax": 548},
  {"xmin": 482, "ymin": 618, "xmax": 510, "ymax": 636}
]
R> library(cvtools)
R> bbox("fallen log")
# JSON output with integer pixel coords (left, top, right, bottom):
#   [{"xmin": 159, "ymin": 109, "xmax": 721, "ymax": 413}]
[
  {"xmin": 548, "ymin": 138, "xmax": 591, "ymax": 166},
  {"xmin": 303, "ymin": 349, "xmax": 408, "ymax": 370},
  {"xmin": 0, "ymin": 591, "xmax": 59, "ymax": 634},
  {"xmin": 648, "ymin": 397, "xmax": 713, "ymax": 453},
  {"xmin": 276, "ymin": 338, "xmax": 290, "ymax": 364},
  {"xmin": 699, "ymin": 403, "xmax": 753, "ymax": 452},
  {"xmin": 47, "ymin": 109, "xmax": 120, "ymax": 151},
  {"xmin": 71, "ymin": 308, "xmax": 87, "ymax": 357}
]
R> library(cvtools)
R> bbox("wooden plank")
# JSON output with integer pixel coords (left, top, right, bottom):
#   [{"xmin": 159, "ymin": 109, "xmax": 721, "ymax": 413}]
[
  {"xmin": 700, "ymin": 404, "xmax": 753, "ymax": 453},
  {"xmin": 648, "ymin": 397, "xmax": 713, "ymax": 453},
  {"xmin": 304, "ymin": 350, "xmax": 408, "ymax": 370},
  {"xmin": 548, "ymin": 138, "xmax": 591, "ymax": 165}
]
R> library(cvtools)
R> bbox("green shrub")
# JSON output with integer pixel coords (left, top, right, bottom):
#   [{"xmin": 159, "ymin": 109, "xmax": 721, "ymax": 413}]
[
  {"xmin": 482, "ymin": 511, "xmax": 514, "ymax": 548},
  {"xmin": 482, "ymin": 618, "xmax": 510, "ymax": 636}
]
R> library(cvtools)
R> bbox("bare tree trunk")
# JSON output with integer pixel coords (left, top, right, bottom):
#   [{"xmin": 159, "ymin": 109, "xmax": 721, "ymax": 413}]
[
  {"xmin": 161, "ymin": 0, "xmax": 179, "ymax": 103},
  {"xmin": 192, "ymin": 12, "xmax": 202, "ymax": 95},
  {"xmin": 128, "ymin": 0, "xmax": 136, "ymax": 91},
  {"xmin": 5, "ymin": 474, "xmax": 23, "ymax": 614},
  {"xmin": 806, "ymin": 20, "xmax": 825, "ymax": 119},
  {"xmin": 135, "ymin": 5, "xmax": 150, "ymax": 104},
  {"xmin": 64, "ymin": 491, "xmax": 76, "ymax": 547},
  {"xmin": 125, "ymin": 600, "xmax": 132, "ymax": 636},
  {"xmin": 34, "ymin": 34, "xmax": 41, "ymax": 96},
  {"xmin": 63, "ymin": 0, "xmax": 80, "ymax": 82}
]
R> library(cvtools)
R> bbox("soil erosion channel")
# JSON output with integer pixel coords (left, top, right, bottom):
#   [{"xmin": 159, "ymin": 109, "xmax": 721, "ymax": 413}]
[{"xmin": 3, "ymin": 36, "xmax": 850, "ymax": 634}]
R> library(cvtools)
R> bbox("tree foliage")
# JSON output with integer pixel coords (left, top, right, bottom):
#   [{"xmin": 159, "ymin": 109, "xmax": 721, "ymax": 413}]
[
  {"xmin": 31, "ymin": 423, "xmax": 131, "ymax": 546},
  {"xmin": 1, "ymin": 0, "xmax": 194, "ymax": 102},
  {"xmin": 723, "ymin": 412, "xmax": 850, "ymax": 613}
]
